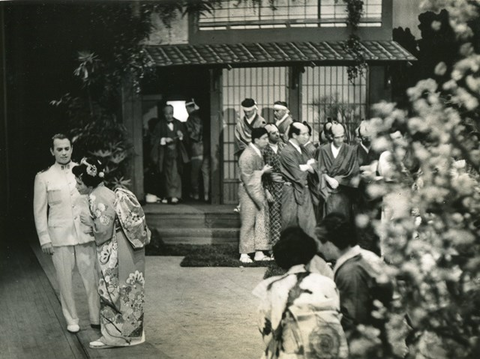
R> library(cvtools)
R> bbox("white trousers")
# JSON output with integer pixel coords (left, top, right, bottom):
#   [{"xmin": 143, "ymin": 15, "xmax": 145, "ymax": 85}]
[{"xmin": 51, "ymin": 242, "xmax": 100, "ymax": 326}]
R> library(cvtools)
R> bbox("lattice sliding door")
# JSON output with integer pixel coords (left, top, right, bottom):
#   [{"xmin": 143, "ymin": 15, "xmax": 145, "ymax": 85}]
[{"xmin": 302, "ymin": 66, "xmax": 368, "ymax": 144}]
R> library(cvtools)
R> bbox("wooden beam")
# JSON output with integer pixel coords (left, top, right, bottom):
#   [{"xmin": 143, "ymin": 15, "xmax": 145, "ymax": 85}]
[
  {"xmin": 121, "ymin": 77, "xmax": 144, "ymax": 199},
  {"xmin": 209, "ymin": 68, "xmax": 223, "ymax": 204}
]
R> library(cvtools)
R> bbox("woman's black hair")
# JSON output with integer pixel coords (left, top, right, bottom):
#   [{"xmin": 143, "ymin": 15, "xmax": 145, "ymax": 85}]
[
  {"xmin": 72, "ymin": 157, "xmax": 105, "ymax": 188},
  {"xmin": 273, "ymin": 227, "xmax": 317, "ymax": 270}
]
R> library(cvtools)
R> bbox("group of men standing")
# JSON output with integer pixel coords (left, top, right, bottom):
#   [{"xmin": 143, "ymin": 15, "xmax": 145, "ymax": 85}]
[
  {"xmin": 235, "ymin": 98, "xmax": 380, "ymax": 262},
  {"xmin": 146, "ymin": 100, "xmax": 210, "ymax": 204}
]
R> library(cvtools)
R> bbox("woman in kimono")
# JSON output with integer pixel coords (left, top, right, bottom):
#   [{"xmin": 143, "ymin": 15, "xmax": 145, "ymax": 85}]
[
  {"xmin": 253, "ymin": 227, "xmax": 348, "ymax": 359},
  {"xmin": 73, "ymin": 158, "xmax": 148, "ymax": 349}
]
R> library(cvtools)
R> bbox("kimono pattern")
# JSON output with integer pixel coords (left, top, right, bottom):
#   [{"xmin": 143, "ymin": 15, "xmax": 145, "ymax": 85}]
[
  {"xmin": 317, "ymin": 143, "xmax": 359, "ymax": 221},
  {"xmin": 235, "ymin": 113, "xmax": 267, "ymax": 155},
  {"xmin": 253, "ymin": 265, "xmax": 348, "ymax": 359},
  {"xmin": 89, "ymin": 185, "xmax": 146, "ymax": 346},
  {"xmin": 279, "ymin": 142, "xmax": 317, "ymax": 239},
  {"xmin": 238, "ymin": 145, "xmax": 271, "ymax": 254},
  {"xmin": 263, "ymin": 142, "xmax": 285, "ymax": 246}
]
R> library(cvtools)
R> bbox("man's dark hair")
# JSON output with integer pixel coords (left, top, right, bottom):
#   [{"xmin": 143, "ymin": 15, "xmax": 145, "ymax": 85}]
[
  {"xmin": 303, "ymin": 121, "xmax": 312, "ymax": 136},
  {"xmin": 51, "ymin": 133, "xmax": 71, "ymax": 149},
  {"xmin": 287, "ymin": 122, "xmax": 302, "ymax": 139},
  {"xmin": 273, "ymin": 227, "xmax": 317, "ymax": 270},
  {"xmin": 251, "ymin": 127, "xmax": 268, "ymax": 143},
  {"xmin": 316, "ymin": 213, "xmax": 357, "ymax": 250}
]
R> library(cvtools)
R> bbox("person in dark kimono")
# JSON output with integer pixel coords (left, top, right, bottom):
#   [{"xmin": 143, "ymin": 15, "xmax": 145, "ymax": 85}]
[
  {"xmin": 263, "ymin": 124, "xmax": 286, "ymax": 247},
  {"xmin": 316, "ymin": 213, "xmax": 393, "ymax": 347},
  {"xmin": 279, "ymin": 122, "xmax": 317, "ymax": 239},
  {"xmin": 302, "ymin": 121, "xmax": 318, "ymax": 158},
  {"xmin": 185, "ymin": 99, "xmax": 210, "ymax": 202},
  {"xmin": 273, "ymin": 100, "xmax": 294, "ymax": 143},
  {"xmin": 238, "ymin": 127, "xmax": 273, "ymax": 263},
  {"xmin": 235, "ymin": 98, "xmax": 267, "ymax": 155},
  {"xmin": 151, "ymin": 104, "xmax": 189, "ymax": 204},
  {"xmin": 355, "ymin": 120, "xmax": 381, "ymax": 255},
  {"xmin": 317, "ymin": 123, "xmax": 359, "ymax": 222}
]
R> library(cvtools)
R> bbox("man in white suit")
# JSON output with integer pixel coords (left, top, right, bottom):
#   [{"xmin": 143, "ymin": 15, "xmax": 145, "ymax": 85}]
[{"xmin": 33, "ymin": 133, "xmax": 99, "ymax": 333}]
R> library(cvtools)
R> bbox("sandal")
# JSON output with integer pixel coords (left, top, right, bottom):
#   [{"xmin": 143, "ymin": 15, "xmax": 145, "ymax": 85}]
[
  {"xmin": 254, "ymin": 254, "xmax": 274, "ymax": 262},
  {"xmin": 89, "ymin": 340, "xmax": 116, "ymax": 349},
  {"xmin": 239, "ymin": 254, "xmax": 253, "ymax": 263}
]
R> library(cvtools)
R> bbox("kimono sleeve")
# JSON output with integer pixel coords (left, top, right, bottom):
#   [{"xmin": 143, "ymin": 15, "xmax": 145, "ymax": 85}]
[
  {"xmin": 90, "ymin": 192, "xmax": 116, "ymax": 246},
  {"xmin": 238, "ymin": 151, "xmax": 265, "ymax": 208}
]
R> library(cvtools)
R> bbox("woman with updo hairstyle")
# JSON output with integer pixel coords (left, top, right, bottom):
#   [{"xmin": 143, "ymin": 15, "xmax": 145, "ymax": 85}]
[
  {"xmin": 73, "ymin": 157, "xmax": 147, "ymax": 349},
  {"xmin": 252, "ymin": 227, "xmax": 348, "ymax": 359}
]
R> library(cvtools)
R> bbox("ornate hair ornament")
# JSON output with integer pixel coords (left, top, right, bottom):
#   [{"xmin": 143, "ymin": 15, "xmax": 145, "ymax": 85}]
[{"xmin": 81, "ymin": 158, "xmax": 105, "ymax": 178}]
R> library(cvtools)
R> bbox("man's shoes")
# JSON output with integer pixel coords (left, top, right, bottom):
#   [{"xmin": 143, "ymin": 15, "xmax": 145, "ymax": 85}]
[
  {"xmin": 171, "ymin": 197, "xmax": 179, "ymax": 204},
  {"xmin": 91, "ymin": 324, "xmax": 101, "ymax": 330},
  {"xmin": 67, "ymin": 324, "xmax": 80, "ymax": 333}
]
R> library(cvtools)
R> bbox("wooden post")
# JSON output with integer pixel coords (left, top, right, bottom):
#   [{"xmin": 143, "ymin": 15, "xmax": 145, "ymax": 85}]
[
  {"xmin": 368, "ymin": 65, "xmax": 392, "ymax": 117},
  {"xmin": 121, "ymin": 76, "xmax": 144, "ymax": 199},
  {"xmin": 288, "ymin": 66, "xmax": 303, "ymax": 122},
  {"xmin": 209, "ymin": 68, "xmax": 222, "ymax": 204}
]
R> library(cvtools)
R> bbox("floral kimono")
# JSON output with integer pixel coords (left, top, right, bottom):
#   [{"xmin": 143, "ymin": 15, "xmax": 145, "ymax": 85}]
[
  {"xmin": 253, "ymin": 265, "xmax": 348, "ymax": 359},
  {"xmin": 89, "ymin": 184, "xmax": 146, "ymax": 346}
]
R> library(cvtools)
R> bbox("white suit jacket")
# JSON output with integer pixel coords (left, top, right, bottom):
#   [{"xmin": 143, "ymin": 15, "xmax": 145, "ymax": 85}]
[{"xmin": 33, "ymin": 162, "xmax": 94, "ymax": 247}]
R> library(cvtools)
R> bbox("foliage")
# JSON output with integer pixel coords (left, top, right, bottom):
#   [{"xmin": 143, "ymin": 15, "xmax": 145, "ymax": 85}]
[
  {"xmin": 50, "ymin": 1, "xmax": 217, "ymax": 189},
  {"xmin": 338, "ymin": 0, "xmax": 368, "ymax": 83},
  {"xmin": 357, "ymin": 1, "xmax": 480, "ymax": 357},
  {"xmin": 311, "ymin": 93, "xmax": 361, "ymax": 142}
]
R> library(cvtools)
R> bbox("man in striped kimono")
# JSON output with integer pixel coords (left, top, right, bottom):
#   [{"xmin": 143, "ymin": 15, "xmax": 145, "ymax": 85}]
[
  {"xmin": 235, "ymin": 98, "xmax": 267, "ymax": 155},
  {"xmin": 263, "ymin": 124, "xmax": 286, "ymax": 247},
  {"xmin": 238, "ymin": 127, "xmax": 273, "ymax": 263}
]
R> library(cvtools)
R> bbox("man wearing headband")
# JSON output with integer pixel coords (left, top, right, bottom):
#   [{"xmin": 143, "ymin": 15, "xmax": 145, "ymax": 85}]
[
  {"xmin": 273, "ymin": 100, "xmax": 294, "ymax": 143},
  {"xmin": 263, "ymin": 124, "xmax": 286, "ymax": 246},
  {"xmin": 317, "ymin": 122, "xmax": 359, "ymax": 222},
  {"xmin": 235, "ymin": 98, "xmax": 267, "ymax": 155},
  {"xmin": 33, "ymin": 134, "xmax": 100, "ymax": 334},
  {"xmin": 185, "ymin": 99, "xmax": 210, "ymax": 202},
  {"xmin": 279, "ymin": 122, "xmax": 317, "ymax": 239}
]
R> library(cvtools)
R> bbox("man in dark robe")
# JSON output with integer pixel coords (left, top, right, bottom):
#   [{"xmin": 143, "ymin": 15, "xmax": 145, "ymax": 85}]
[
  {"xmin": 316, "ymin": 213, "xmax": 393, "ymax": 346},
  {"xmin": 279, "ymin": 122, "xmax": 317, "ymax": 239},
  {"xmin": 263, "ymin": 124, "xmax": 285, "ymax": 246},
  {"xmin": 235, "ymin": 98, "xmax": 267, "ymax": 155},
  {"xmin": 151, "ymin": 104, "xmax": 189, "ymax": 204},
  {"xmin": 185, "ymin": 99, "xmax": 210, "ymax": 201},
  {"xmin": 355, "ymin": 120, "xmax": 381, "ymax": 255},
  {"xmin": 317, "ymin": 123, "xmax": 359, "ymax": 222}
]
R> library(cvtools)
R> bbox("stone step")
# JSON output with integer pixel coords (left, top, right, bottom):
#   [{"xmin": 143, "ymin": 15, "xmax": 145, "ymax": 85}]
[
  {"xmin": 152, "ymin": 227, "xmax": 239, "ymax": 245},
  {"xmin": 146, "ymin": 213, "xmax": 240, "ymax": 229}
]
